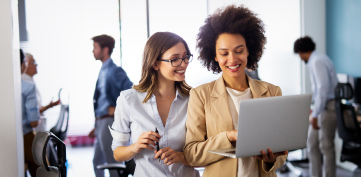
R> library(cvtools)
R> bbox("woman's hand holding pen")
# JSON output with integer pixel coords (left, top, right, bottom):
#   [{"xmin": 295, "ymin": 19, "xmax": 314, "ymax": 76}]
[
  {"xmin": 130, "ymin": 131, "xmax": 161, "ymax": 154},
  {"xmin": 154, "ymin": 147, "xmax": 190, "ymax": 166}
]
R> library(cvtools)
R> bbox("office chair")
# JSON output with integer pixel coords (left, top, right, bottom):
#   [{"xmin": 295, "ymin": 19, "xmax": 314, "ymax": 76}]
[
  {"xmin": 50, "ymin": 88, "xmax": 70, "ymax": 141},
  {"xmin": 48, "ymin": 89, "xmax": 69, "ymax": 166},
  {"xmin": 97, "ymin": 159, "xmax": 136, "ymax": 177},
  {"xmin": 50, "ymin": 104, "xmax": 69, "ymax": 141},
  {"xmin": 335, "ymin": 83, "xmax": 361, "ymax": 174},
  {"xmin": 32, "ymin": 131, "xmax": 67, "ymax": 177}
]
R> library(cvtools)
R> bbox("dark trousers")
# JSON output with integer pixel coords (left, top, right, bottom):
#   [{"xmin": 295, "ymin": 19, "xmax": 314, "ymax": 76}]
[{"xmin": 24, "ymin": 131, "xmax": 39, "ymax": 177}]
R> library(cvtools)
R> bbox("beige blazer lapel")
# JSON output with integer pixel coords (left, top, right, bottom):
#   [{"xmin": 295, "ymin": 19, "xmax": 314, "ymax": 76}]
[
  {"xmin": 248, "ymin": 75, "xmax": 268, "ymax": 98},
  {"xmin": 210, "ymin": 76, "xmax": 234, "ymax": 131}
]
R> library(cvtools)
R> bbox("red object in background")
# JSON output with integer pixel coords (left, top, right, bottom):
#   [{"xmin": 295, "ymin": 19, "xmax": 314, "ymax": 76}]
[{"xmin": 67, "ymin": 135, "xmax": 95, "ymax": 147}]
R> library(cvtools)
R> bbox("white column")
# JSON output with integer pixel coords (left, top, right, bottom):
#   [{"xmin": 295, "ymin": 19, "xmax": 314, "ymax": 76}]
[
  {"xmin": 0, "ymin": 0, "xmax": 24, "ymax": 176},
  {"xmin": 300, "ymin": 0, "xmax": 326, "ymax": 95}
]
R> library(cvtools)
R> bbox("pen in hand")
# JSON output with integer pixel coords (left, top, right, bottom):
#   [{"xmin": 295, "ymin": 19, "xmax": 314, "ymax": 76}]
[{"xmin": 155, "ymin": 127, "xmax": 160, "ymax": 162}]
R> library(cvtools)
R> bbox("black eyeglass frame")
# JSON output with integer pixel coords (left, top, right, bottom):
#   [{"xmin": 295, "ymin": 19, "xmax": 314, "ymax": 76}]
[{"xmin": 156, "ymin": 54, "xmax": 193, "ymax": 67}]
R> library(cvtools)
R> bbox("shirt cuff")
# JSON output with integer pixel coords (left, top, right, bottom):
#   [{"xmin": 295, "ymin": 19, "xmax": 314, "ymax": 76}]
[
  {"xmin": 109, "ymin": 126, "xmax": 130, "ymax": 150},
  {"xmin": 311, "ymin": 111, "xmax": 319, "ymax": 118},
  {"xmin": 261, "ymin": 160, "xmax": 275, "ymax": 173},
  {"xmin": 109, "ymin": 126, "xmax": 130, "ymax": 141}
]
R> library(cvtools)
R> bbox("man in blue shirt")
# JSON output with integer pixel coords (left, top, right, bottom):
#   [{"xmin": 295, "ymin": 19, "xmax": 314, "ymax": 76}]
[
  {"xmin": 294, "ymin": 36, "xmax": 339, "ymax": 177},
  {"xmin": 89, "ymin": 34, "xmax": 133, "ymax": 177},
  {"xmin": 20, "ymin": 49, "xmax": 40, "ymax": 177}
]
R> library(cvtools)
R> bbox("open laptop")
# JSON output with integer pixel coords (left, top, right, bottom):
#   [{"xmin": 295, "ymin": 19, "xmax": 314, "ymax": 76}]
[{"xmin": 209, "ymin": 94, "xmax": 312, "ymax": 158}]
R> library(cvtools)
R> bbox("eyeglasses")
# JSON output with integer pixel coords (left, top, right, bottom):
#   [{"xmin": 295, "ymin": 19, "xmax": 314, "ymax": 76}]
[
  {"xmin": 157, "ymin": 54, "xmax": 193, "ymax": 67},
  {"xmin": 26, "ymin": 60, "xmax": 37, "ymax": 66}
]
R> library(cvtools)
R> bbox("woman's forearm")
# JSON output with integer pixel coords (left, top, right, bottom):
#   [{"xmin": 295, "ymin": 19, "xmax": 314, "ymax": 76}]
[{"xmin": 113, "ymin": 145, "xmax": 137, "ymax": 162}]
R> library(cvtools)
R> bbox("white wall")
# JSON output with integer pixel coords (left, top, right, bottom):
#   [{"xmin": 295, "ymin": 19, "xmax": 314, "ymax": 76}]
[
  {"xmin": 0, "ymin": 0, "xmax": 23, "ymax": 176},
  {"xmin": 120, "ymin": 0, "xmax": 148, "ymax": 85},
  {"xmin": 301, "ymin": 0, "xmax": 326, "ymax": 94},
  {"xmin": 22, "ymin": 0, "xmax": 121, "ymax": 135}
]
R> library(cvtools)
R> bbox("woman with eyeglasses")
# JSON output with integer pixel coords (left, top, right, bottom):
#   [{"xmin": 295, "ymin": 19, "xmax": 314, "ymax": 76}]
[
  {"xmin": 110, "ymin": 32, "xmax": 199, "ymax": 177},
  {"xmin": 184, "ymin": 5, "xmax": 288, "ymax": 177}
]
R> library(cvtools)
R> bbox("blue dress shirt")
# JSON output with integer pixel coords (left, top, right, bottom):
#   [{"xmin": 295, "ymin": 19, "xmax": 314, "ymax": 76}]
[
  {"xmin": 93, "ymin": 58, "xmax": 133, "ymax": 118},
  {"xmin": 308, "ymin": 51, "xmax": 339, "ymax": 118},
  {"xmin": 21, "ymin": 79, "xmax": 40, "ymax": 135},
  {"xmin": 110, "ymin": 89, "xmax": 200, "ymax": 177},
  {"xmin": 95, "ymin": 59, "xmax": 112, "ymax": 117}
]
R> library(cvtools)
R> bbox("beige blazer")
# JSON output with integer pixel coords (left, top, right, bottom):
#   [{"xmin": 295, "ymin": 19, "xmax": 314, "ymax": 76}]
[{"xmin": 184, "ymin": 75, "xmax": 287, "ymax": 177}]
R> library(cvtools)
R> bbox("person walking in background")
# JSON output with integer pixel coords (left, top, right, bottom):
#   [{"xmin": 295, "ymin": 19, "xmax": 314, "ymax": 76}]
[
  {"xmin": 294, "ymin": 36, "xmax": 339, "ymax": 177},
  {"xmin": 20, "ymin": 49, "xmax": 40, "ymax": 177},
  {"xmin": 183, "ymin": 5, "xmax": 287, "ymax": 177},
  {"xmin": 21, "ymin": 53, "xmax": 60, "ymax": 132},
  {"xmin": 110, "ymin": 32, "xmax": 200, "ymax": 177},
  {"xmin": 89, "ymin": 34, "xmax": 133, "ymax": 177}
]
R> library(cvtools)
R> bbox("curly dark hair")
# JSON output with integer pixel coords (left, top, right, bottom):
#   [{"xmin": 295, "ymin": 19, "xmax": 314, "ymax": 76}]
[
  {"xmin": 293, "ymin": 36, "xmax": 316, "ymax": 53},
  {"xmin": 197, "ymin": 5, "xmax": 266, "ymax": 73}
]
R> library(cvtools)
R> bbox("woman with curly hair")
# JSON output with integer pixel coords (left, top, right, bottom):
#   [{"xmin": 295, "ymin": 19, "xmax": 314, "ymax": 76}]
[{"xmin": 184, "ymin": 5, "xmax": 287, "ymax": 177}]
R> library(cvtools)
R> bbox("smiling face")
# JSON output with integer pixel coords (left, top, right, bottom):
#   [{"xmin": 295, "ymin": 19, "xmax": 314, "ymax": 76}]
[
  {"xmin": 153, "ymin": 42, "xmax": 189, "ymax": 83},
  {"xmin": 215, "ymin": 33, "xmax": 249, "ymax": 81}
]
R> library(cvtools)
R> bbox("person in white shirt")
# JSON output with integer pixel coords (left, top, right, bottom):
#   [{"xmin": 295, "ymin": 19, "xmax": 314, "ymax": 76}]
[
  {"xmin": 294, "ymin": 36, "xmax": 339, "ymax": 177},
  {"xmin": 22, "ymin": 53, "xmax": 60, "ymax": 131},
  {"xmin": 110, "ymin": 32, "xmax": 200, "ymax": 177}
]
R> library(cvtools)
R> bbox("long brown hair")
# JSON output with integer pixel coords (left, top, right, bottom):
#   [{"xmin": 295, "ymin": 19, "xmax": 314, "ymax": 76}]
[{"xmin": 133, "ymin": 32, "xmax": 192, "ymax": 103}]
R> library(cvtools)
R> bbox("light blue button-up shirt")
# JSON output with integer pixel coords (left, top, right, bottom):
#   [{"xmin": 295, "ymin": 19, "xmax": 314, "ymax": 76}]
[
  {"xmin": 308, "ymin": 51, "xmax": 338, "ymax": 118},
  {"xmin": 21, "ymin": 79, "xmax": 40, "ymax": 135},
  {"xmin": 110, "ymin": 88, "xmax": 199, "ymax": 177},
  {"xmin": 95, "ymin": 58, "xmax": 112, "ymax": 117}
]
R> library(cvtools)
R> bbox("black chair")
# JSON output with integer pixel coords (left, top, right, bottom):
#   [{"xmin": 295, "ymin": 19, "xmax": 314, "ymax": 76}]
[
  {"xmin": 47, "ymin": 89, "xmax": 69, "ymax": 167},
  {"xmin": 97, "ymin": 159, "xmax": 136, "ymax": 177},
  {"xmin": 32, "ymin": 131, "xmax": 67, "ymax": 177},
  {"xmin": 50, "ymin": 104, "xmax": 69, "ymax": 141},
  {"xmin": 50, "ymin": 88, "xmax": 70, "ymax": 141},
  {"xmin": 335, "ymin": 83, "xmax": 361, "ymax": 174}
]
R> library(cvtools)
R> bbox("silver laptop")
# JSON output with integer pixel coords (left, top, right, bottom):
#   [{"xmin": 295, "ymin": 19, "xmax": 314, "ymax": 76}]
[{"xmin": 209, "ymin": 94, "xmax": 312, "ymax": 158}]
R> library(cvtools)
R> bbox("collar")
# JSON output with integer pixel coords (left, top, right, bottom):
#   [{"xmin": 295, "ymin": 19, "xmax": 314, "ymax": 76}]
[
  {"xmin": 149, "ymin": 88, "xmax": 185, "ymax": 103},
  {"xmin": 211, "ymin": 74, "xmax": 268, "ymax": 98},
  {"xmin": 101, "ymin": 58, "xmax": 113, "ymax": 70},
  {"xmin": 307, "ymin": 51, "xmax": 317, "ymax": 64},
  {"xmin": 176, "ymin": 88, "xmax": 185, "ymax": 100},
  {"xmin": 21, "ymin": 73, "xmax": 34, "ymax": 82}
]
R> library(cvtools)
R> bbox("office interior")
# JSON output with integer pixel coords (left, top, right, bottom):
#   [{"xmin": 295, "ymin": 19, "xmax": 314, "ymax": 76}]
[{"xmin": 1, "ymin": 0, "xmax": 361, "ymax": 176}]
